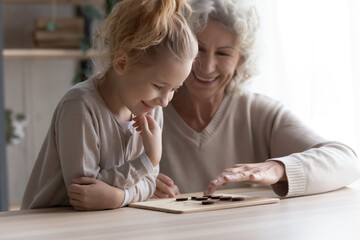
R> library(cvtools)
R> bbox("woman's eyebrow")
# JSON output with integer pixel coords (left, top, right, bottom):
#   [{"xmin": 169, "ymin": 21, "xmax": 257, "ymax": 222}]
[
  {"xmin": 218, "ymin": 46, "xmax": 234, "ymax": 50},
  {"xmin": 198, "ymin": 41, "xmax": 234, "ymax": 50}
]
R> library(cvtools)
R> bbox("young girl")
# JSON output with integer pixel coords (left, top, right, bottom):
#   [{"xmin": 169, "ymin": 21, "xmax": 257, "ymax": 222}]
[{"xmin": 21, "ymin": 0, "xmax": 197, "ymax": 210}]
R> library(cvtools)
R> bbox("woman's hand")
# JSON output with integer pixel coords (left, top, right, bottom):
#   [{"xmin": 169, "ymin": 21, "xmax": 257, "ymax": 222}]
[
  {"xmin": 151, "ymin": 173, "xmax": 180, "ymax": 198},
  {"xmin": 204, "ymin": 161, "xmax": 287, "ymax": 196},
  {"xmin": 133, "ymin": 115, "xmax": 162, "ymax": 167},
  {"xmin": 68, "ymin": 177, "xmax": 125, "ymax": 211}
]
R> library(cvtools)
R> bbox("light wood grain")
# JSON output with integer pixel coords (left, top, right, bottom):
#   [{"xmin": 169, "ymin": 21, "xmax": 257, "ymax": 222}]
[
  {"xmin": 1, "ymin": 186, "xmax": 360, "ymax": 240},
  {"xmin": 129, "ymin": 193, "xmax": 279, "ymax": 213}
]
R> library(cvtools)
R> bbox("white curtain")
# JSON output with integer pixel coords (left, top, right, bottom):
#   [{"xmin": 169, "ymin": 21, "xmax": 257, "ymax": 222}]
[{"xmin": 251, "ymin": 0, "xmax": 360, "ymax": 154}]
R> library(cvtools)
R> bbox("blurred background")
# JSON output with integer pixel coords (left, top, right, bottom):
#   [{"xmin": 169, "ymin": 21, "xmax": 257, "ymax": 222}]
[{"xmin": 0, "ymin": 0, "xmax": 359, "ymax": 211}]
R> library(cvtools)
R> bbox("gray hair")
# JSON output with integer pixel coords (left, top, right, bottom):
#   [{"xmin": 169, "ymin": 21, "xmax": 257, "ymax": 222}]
[{"xmin": 187, "ymin": 0, "xmax": 260, "ymax": 93}]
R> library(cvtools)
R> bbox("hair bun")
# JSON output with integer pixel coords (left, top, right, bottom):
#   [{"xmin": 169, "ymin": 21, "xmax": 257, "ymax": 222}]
[{"xmin": 96, "ymin": 0, "xmax": 197, "ymax": 71}]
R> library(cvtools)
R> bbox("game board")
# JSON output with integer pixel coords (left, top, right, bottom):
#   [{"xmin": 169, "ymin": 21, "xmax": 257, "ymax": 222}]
[{"xmin": 129, "ymin": 193, "xmax": 279, "ymax": 214}]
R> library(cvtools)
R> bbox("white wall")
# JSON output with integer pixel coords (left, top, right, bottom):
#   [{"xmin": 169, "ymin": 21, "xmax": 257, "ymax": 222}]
[
  {"xmin": 251, "ymin": 0, "xmax": 360, "ymax": 155},
  {"xmin": 4, "ymin": 59, "xmax": 76, "ymax": 205}
]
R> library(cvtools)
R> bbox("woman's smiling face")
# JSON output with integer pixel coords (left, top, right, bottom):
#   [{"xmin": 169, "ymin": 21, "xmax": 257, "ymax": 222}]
[{"xmin": 185, "ymin": 19, "xmax": 243, "ymax": 99}]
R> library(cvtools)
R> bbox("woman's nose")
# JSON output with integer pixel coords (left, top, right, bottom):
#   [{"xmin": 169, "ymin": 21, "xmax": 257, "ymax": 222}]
[{"xmin": 198, "ymin": 54, "xmax": 216, "ymax": 74}]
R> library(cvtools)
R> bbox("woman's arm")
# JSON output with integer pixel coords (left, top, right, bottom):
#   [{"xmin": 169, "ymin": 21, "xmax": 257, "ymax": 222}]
[
  {"xmin": 204, "ymin": 99, "xmax": 360, "ymax": 197},
  {"xmin": 268, "ymin": 104, "xmax": 360, "ymax": 197},
  {"xmin": 204, "ymin": 161, "xmax": 286, "ymax": 196}
]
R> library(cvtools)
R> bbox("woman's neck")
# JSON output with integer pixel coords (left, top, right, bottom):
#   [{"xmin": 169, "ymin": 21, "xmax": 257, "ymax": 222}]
[
  {"xmin": 97, "ymin": 69, "xmax": 132, "ymax": 122},
  {"xmin": 171, "ymin": 86, "xmax": 225, "ymax": 132}
]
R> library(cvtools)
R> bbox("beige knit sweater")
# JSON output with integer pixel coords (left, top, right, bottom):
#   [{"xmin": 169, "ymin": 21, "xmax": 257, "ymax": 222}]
[
  {"xmin": 160, "ymin": 91, "xmax": 360, "ymax": 197},
  {"xmin": 21, "ymin": 76, "xmax": 162, "ymax": 209}
]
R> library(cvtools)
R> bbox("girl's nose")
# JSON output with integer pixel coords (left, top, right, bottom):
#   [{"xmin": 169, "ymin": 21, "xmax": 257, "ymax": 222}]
[{"xmin": 158, "ymin": 92, "xmax": 171, "ymax": 107}]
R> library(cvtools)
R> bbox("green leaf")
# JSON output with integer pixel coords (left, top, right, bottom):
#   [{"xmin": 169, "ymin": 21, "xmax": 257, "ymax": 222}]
[
  {"xmin": 15, "ymin": 113, "xmax": 26, "ymax": 121},
  {"xmin": 81, "ymin": 6, "xmax": 102, "ymax": 20},
  {"xmin": 106, "ymin": 0, "xmax": 123, "ymax": 14},
  {"xmin": 46, "ymin": 21, "xmax": 57, "ymax": 32},
  {"xmin": 79, "ymin": 37, "xmax": 91, "ymax": 52}
]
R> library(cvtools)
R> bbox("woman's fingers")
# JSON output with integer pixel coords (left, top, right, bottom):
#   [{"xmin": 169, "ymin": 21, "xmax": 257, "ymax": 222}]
[
  {"xmin": 203, "ymin": 169, "xmax": 259, "ymax": 195},
  {"xmin": 204, "ymin": 162, "xmax": 286, "ymax": 195},
  {"xmin": 203, "ymin": 174, "xmax": 229, "ymax": 196}
]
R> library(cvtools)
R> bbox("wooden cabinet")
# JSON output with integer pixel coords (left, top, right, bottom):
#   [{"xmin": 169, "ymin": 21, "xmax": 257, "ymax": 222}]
[
  {"xmin": 2, "ymin": 0, "xmax": 105, "ymax": 58},
  {"xmin": 3, "ymin": 0, "xmax": 105, "ymax": 4}
]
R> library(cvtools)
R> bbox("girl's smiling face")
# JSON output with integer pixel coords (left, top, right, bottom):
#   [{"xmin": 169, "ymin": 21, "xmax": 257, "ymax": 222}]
[
  {"xmin": 118, "ymin": 54, "xmax": 193, "ymax": 116},
  {"xmin": 185, "ymin": 19, "xmax": 243, "ymax": 100}
]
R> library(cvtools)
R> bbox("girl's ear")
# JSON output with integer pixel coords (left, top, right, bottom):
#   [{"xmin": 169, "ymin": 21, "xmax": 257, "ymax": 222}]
[{"xmin": 113, "ymin": 52, "xmax": 129, "ymax": 75}]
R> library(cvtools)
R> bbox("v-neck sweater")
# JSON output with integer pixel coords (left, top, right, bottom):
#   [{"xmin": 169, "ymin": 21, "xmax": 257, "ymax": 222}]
[
  {"xmin": 160, "ymin": 90, "xmax": 360, "ymax": 197},
  {"xmin": 167, "ymin": 94, "xmax": 231, "ymax": 148}
]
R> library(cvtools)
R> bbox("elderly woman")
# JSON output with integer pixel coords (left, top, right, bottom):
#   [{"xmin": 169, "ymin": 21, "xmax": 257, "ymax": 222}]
[{"xmin": 154, "ymin": 0, "xmax": 360, "ymax": 198}]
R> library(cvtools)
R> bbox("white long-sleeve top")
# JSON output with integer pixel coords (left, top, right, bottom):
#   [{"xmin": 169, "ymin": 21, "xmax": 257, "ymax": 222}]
[
  {"xmin": 21, "ymin": 75, "xmax": 162, "ymax": 209},
  {"xmin": 160, "ymin": 91, "xmax": 360, "ymax": 197}
]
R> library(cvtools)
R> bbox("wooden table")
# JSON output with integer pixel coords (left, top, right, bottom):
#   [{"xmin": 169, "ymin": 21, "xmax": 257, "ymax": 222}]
[{"xmin": 1, "ymin": 183, "xmax": 360, "ymax": 240}]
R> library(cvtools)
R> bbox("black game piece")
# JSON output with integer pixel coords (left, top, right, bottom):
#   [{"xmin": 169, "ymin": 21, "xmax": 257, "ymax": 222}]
[
  {"xmin": 195, "ymin": 197, "xmax": 208, "ymax": 201},
  {"xmin": 176, "ymin": 197, "xmax": 188, "ymax": 201},
  {"xmin": 232, "ymin": 197, "xmax": 245, "ymax": 201},
  {"xmin": 202, "ymin": 200, "xmax": 216, "ymax": 205},
  {"xmin": 219, "ymin": 196, "xmax": 232, "ymax": 201}
]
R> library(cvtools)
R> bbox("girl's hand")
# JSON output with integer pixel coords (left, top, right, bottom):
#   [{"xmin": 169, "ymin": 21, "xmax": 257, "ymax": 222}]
[
  {"xmin": 133, "ymin": 115, "xmax": 162, "ymax": 167},
  {"xmin": 68, "ymin": 177, "xmax": 125, "ymax": 211},
  {"xmin": 151, "ymin": 173, "xmax": 180, "ymax": 198},
  {"xmin": 204, "ymin": 161, "xmax": 287, "ymax": 196}
]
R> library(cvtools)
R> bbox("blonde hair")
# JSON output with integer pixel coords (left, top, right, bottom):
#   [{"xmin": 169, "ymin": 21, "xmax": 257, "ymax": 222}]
[
  {"xmin": 96, "ymin": 0, "xmax": 198, "ymax": 72},
  {"xmin": 188, "ymin": 0, "xmax": 260, "ymax": 93}
]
